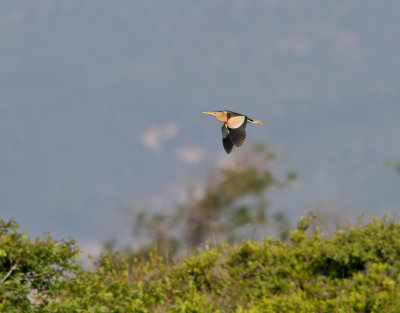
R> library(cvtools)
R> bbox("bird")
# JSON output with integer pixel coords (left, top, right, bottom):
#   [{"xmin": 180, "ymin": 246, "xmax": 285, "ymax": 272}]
[{"xmin": 202, "ymin": 110, "xmax": 262, "ymax": 154}]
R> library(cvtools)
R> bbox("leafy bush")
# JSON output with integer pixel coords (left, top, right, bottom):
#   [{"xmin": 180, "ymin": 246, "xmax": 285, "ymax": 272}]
[
  {"xmin": 2, "ymin": 214, "xmax": 400, "ymax": 312},
  {"xmin": 0, "ymin": 220, "xmax": 80, "ymax": 312}
]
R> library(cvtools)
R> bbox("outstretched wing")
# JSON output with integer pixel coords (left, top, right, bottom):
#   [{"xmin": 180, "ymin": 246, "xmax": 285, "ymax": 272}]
[
  {"xmin": 221, "ymin": 121, "xmax": 247, "ymax": 153},
  {"xmin": 227, "ymin": 126, "xmax": 246, "ymax": 148},
  {"xmin": 226, "ymin": 118, "xmax": 247, "ymax": 148},
  {"xmin": 226, "ymin": 115, "xmax": 246, "ymax": 128},
  {"xmin": 221, "ymin": 124, "xmax": 234, "ymax": 153}
]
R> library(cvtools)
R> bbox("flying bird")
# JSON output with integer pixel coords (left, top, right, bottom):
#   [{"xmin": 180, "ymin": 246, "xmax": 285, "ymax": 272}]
[{"xmin": 202, "ymin": 110, "xmax": 262, "ymax": 154}]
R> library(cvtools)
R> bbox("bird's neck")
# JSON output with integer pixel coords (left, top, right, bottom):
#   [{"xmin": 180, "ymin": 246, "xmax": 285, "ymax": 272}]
[{"xmin": 216, "ymin": 112, "xmax": 228, "ymax": 122}]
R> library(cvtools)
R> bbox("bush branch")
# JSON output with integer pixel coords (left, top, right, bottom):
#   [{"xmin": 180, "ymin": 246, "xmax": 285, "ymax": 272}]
[{"xmin": 0, "ymin": 261, "xmax": 19, "ymax": 285}]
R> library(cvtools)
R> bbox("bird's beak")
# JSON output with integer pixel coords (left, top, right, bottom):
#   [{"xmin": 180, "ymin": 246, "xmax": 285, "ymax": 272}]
[{"xmin": 202, "ymin": 111, "xmax": 217, "ymax": 116}]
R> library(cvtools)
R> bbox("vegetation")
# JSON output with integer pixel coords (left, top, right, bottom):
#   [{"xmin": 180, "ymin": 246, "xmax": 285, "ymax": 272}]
[
  {"xmin": 385, "ymin": 160, "xmax": 400, "ymax": 175},
  {"xmin": 0, "ymin": 220, "xmax": 80, "ymax": 312},
  {"xmin": 2, "ymin": 146, "xmax": 398, "ymax": 311},
  {"xmin": 111, "ymin": 143, "xmax": 296, "ymax": 260},
  {"xmin": 2, "ymin": 214, "xmax": 400, "ymax": 312}
]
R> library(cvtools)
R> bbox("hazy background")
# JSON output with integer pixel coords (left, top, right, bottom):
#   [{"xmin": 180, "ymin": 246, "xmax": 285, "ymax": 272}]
[{"xmin": 1, "ymin": 1, "xmax": 400, "ymax": 252}]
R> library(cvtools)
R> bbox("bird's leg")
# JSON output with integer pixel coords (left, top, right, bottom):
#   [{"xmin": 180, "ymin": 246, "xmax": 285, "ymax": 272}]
[{"xmin": 247, "ymin": 119, "xmax": 262, "ymax": 125}]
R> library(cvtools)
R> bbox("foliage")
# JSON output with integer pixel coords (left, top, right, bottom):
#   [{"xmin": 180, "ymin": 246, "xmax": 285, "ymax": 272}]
[
  {"xmin": 385, "ymin": 160, "xmax": 400, "ymax": 175},
  {"xmin": 3, "ymin": 214, "xmax": 400, "ymax": 312},
  {"xmin": 0, "ymin": 220, "xmax": 80, "ymax": 312},
  {"xmin": 122, "ymin": 143, "xmax": 296, "ymax": 259}
]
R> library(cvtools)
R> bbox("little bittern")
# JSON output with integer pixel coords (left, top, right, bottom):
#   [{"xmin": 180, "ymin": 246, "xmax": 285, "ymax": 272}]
[{"xmin": 202, "ymin": 110, "xmax": 262, "ymax": 154}]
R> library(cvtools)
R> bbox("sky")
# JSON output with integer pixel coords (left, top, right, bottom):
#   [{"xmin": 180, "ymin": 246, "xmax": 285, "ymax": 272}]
[{"xmin": 1, "ymin": 1, "xmax": 400, "ymax": 252}]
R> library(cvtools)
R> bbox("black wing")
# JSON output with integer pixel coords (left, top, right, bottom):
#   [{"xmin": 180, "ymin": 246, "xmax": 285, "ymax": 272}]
[
  {"xmin": 226, "ymin": 119, "xmax": 247, "ymax": 147},
  {"xmin": 221, "ymin": 122, "xmax": 247, "ymax": 154},
  {"xmin": 222, "ymin": 137, "xmax": 234, "ymax": 154},
  {"xmin": 221, "ymin": 124, "xmax": 234, "ymax": 153}
]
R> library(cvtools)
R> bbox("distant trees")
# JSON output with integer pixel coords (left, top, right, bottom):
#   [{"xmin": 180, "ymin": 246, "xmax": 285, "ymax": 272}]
[
  {"xmin": 385, "ymin": 160, "xmax": 400, "ymax": 175},
  {"xmin": 108, "ymin": 143, "xmax": 296, "ymax": 259}
]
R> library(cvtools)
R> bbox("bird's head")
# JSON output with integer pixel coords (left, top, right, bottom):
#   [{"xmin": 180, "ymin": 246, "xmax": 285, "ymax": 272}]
[
  {"xmin": 202, "ymin": 111, "xmax": 228, "ymax": 122},
  {"xmin": 202, "ymin": 111, "xmax": 219, "ymax": 116}
]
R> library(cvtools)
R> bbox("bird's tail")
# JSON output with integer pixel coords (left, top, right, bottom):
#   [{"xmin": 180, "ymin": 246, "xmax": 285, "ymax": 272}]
[{"xmin": 247, "ymin": 118, "xmax": 262, "ymax": 125}]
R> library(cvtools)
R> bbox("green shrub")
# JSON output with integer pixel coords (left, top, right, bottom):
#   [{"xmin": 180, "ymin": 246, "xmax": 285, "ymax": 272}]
[
  {"xmin": 2, "ymin": 214, "xmax": 400, "ymax": 312},
  {"xmin": 0, "ymin": 220, "xmax": 80, "ymax": 312}
]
